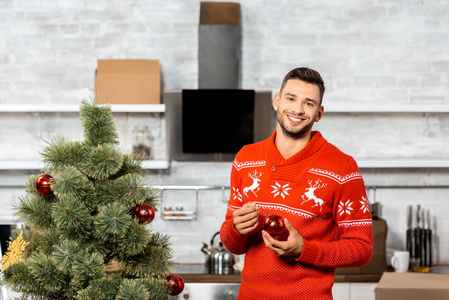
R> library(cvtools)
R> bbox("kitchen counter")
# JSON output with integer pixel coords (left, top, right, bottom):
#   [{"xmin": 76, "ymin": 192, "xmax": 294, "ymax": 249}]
[
  {"xmin": 171, "ymin": 264, "xmax": 242, "ymax": 283},
  {"xmin": 171, "ymin": 264, "xmax": 382, "ymax": 283}
]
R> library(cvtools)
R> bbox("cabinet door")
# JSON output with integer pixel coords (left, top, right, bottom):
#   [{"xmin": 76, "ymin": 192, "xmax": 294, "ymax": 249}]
[
  {"xmin": 349, "ymin": 282, "xmax": 377, "ymax": 300},
  {"xmin": 332, "ymin": 283, "xmax": 350, "ymax": 300}
]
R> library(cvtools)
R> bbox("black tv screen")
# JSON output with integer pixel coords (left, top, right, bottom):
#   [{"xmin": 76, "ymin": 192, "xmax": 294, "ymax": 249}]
[{"xmin": 182, "ymin": 89, "xmax": 255, "ymax": 153}]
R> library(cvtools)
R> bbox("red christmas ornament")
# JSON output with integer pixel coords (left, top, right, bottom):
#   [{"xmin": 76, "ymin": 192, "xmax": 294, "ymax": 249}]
[
  {"xmin": 35, "ymin": 174, "xmax": 53, "ymax": 196},
  {"xmin": 134, "ymin": 203, "xmax": 155, "ymax": 224},
  {"xmin": 166, "ymin": 274, "xmax": 184, "ymax": 296},
  {"xmin": 264, "ymin": 214, "xmax": 285, "ymax": 236}
]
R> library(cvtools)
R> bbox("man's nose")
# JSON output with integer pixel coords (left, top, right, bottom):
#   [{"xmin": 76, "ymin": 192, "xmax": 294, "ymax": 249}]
[{"xmin": 292, "ymin": 102, "xmax": 305, "ymax": 114}]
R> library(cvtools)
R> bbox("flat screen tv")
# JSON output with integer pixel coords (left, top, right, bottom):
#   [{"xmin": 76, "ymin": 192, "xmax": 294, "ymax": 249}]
[{"xmin": 182, "ymin": 89, "xmax": 255, "ymax": 153}]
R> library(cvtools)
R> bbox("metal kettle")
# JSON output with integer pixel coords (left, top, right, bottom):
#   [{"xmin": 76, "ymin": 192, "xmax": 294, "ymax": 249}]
[{"xmin": 201, "ymin": 231, "xmax": 235, "ymax": 274}]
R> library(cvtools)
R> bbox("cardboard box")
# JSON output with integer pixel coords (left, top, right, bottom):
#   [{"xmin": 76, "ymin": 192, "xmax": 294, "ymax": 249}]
[
  {"xmin": 375, "ymin": 272, "xmax": 449, "ymax": 300},
  {"xmin": 95, "ymin": 59, "xmax": 161, "ymax": 104}
]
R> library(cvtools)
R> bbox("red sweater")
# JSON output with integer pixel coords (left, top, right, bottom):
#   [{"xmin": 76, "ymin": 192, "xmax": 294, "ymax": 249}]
[{"xmin": 220, "ymin": 131, "xmax": 373, "ymax": 300}]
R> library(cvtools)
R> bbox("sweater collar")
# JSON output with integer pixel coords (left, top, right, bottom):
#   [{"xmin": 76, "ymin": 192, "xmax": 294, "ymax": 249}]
[{"xmin": 266, "ymin": 130, "xmax": 327, "ymax": 165}]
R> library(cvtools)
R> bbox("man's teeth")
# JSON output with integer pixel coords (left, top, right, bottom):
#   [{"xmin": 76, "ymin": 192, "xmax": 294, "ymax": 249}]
[{"xmin": 289, "ymin": 116, "xmax": 302, "ymax": 122}]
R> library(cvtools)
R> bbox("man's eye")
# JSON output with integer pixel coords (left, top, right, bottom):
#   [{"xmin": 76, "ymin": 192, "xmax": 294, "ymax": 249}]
[{"xmin": 306, "ymin": 102, "xmax": 315, "ymax": 107}]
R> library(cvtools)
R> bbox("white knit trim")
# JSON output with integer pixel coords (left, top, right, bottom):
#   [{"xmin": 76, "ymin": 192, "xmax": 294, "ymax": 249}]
[
  {"xmin": 338, "ymin": 219, "xmax": 372, "ymax": 227},
  {"xmin": 227, "ymin": 203, "xmax": 317, "ymax": 219},
  {"xmin": 233, "ymin": 160, "xmax": 267, "ymax": 171},
  {"xmin": 228, "ymin": 204, "xmax": 372, "ymax": 227},
  {"xmin": 228, "ymin": 204, "xmax": 242, "ymax": 211},
  {"xmin": 308, "ymin": 167, "xmax": 363, "ymax": 184},
  {"xmin": 257, "ymin": 202, "xmax": 320, "ymax": 219}
]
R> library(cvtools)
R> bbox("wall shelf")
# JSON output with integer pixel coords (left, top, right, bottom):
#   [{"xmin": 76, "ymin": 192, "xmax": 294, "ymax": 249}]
[
  {"xmin": 324, "ymin": 103, "xmax": 449, "ymax": 113},
  {"xmin": 0, "ymin": 104, "xmax": 165, "ymax": 113},
  {"xmin": 0, "ymin": 160, "xmax": 169, "ymax": 170},
  {"xmin": 2, "ymin": 103, "xmax": 448, "ymax": 114},
  {"xmin": 356, "ymin": 159, "xmax": 449, "ymax": 168},
  {"xmin": 324, "ymin": 104, "xmax": 449, "ymax": 113},
  {"xmin": 1, "ymin": 159, "xmax": 448, "ymax": 170}
]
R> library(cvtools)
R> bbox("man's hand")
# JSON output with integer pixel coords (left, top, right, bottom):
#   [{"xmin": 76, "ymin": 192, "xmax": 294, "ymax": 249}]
[
  {"xmin": 262, "ymin": 218, "xmax": 304, "ymax": 257},
  {"xmin": 233, "ymin": 202, "xmax": 259, "ymax": 235}
]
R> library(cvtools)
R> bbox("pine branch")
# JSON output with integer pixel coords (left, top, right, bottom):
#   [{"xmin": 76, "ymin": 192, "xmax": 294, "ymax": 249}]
[
  {"xmin": 111, "ymin": 153, "xmax": 146, "ymax": 179},
  {"xmin": 115, "ymin": 219, "xmax": 151, "ymax": 257},
  {"xmin": 52, "ymin": 165, "xmax": 98, "ymax": 209},
  {"xmin": 75, "ymin": 276, "xmax": 121, "ymax": 300},
  {"xmin": 71, "ymin": 252, "xmax": 105, "ymax": 289},
  {"xmin": 28, "ymin": 254, "xmax": 69, "ymax": 294},
  {"xmin": 53, "ymin": 240, "xmax": 81, "ymax": 273},
  {"xmin": 52, "ymin": 195, "xmax": 92, "ymax": 240},
  {"xmin": 121, "ymin": 233, "xmax": 173, "ymax": 278},
  {"xmin": 95, "ymin": 173, "xmax": 160, "ymax": 211},
  {"xmin": 143, "ymin": 278, "xmax": 170, "ymax": 300},
  {"xmin": 15, "ymin": 194, "xmax": 54, "ymax": 230},
  {"xmin": 79, "ymin": 143, "xmax": 125, "ymax": 180},
  {"xmin": 94, "ymin": 202, "xmax": 131, "ymax": 243},
  {"xmin": 2, "ymin": 262, "xmax": 35, "ymax": 292},
  {"xmin": 116, "ymin": 278, "xmax": 150, "ymax": 300},
  {"xmin": 80, "ymin": 99, "xmax": 118, "ymax": 146},
  {"xmin": 30, "ymin": 230, "xmax": 60, "ymax": 256},
  {"xmin": 41, "ymin": 136, "xmax": 85, "ymax": 171}
]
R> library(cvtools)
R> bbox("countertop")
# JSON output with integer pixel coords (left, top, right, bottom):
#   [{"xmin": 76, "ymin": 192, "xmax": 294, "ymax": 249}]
[
  {"xmin": 171, "ymin": 264, "xmax": 382, "ymax": 283},
  {"xmin": 171, "ymin": 264, "xmax": 449, "ymax": 284}
]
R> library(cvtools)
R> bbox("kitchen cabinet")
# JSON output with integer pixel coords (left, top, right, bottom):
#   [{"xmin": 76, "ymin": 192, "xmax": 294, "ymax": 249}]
[
  {"xmin": 332, "ymin": 282, "xmax": 377, "ymax": 300},
  {"xmin": 349, "ymin": 283, "xmax": 377, "ymax": 300},
  {"xmin": 332, "ymin": 283, "xmax": 350, "ymax": 300}
]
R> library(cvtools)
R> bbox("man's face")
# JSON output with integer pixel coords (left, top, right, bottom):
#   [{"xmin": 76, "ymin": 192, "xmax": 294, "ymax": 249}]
[{"xmin": 273, "ymin": 79, "xmax": 323, "ymax": 139}]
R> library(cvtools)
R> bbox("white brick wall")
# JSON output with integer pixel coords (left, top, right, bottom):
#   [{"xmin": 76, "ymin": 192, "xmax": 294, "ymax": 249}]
[{"xmin": 1, "ymin": 1, "xmax": 449, "ymax": 265}]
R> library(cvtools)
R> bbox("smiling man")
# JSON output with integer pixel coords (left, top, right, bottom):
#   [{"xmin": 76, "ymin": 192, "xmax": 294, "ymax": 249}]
[{"xmin": 220, "ymin": 67, "xmax": 373, "ymax": 300}]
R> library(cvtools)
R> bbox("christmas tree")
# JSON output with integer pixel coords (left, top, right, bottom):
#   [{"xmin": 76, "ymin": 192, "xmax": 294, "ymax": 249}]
[{"xmin": 0, "ymin": 100, "xmax": 184, "ymax": 299}]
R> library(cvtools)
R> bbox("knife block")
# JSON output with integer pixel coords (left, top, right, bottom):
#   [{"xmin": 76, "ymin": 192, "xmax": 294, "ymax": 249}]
[{"xmin": 335, "ymin": 218, "xmax": 388, "ymax": 275}]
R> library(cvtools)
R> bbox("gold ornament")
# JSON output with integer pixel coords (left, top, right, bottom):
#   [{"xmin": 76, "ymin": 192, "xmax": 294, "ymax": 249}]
[{"xmin": 0, "ymin": 231, "xmax": 29, "ymax": 272}]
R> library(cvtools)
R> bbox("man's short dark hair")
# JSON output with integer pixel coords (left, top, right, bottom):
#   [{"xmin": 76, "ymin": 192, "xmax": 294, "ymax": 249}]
[{"xmin": 280, "ymin": 67, "xmax": 325, "ymax": 103}]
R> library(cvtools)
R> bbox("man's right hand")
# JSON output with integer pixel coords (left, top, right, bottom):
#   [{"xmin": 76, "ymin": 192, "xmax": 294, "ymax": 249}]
[{"xmin": 232, "ymin": 202, "xmax": 259, "ymax": 235}]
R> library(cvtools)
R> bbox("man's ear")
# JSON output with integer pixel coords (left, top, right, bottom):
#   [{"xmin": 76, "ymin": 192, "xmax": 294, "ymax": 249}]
[
  {"xmin": 315, "ymin": 106, "xmax": 324, "ymax": 122},
  {"xmin": 273, "ymin": 93, "xmax": 280, "ymax": 112}
]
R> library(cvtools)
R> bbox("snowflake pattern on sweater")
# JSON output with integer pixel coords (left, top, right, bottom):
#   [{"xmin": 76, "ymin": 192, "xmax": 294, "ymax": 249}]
[{"xmin": 221, "ymin": 131, "xmax": 373, "ymax": 300}]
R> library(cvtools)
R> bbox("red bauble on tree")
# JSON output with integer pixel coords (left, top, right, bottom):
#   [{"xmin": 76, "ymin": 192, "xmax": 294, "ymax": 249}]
[
  {"xmin": 35, "ymin": 174, "xmax": 53, "ymax": 196},
  {"xmin": 264, "ymin": 214, "xmax": 286, "ymax": 236},
  {"xmin": 166, "ymin": 274, "xmax": 184, "ymax": 296},
  {"xmin": 134, "ymin": 203, "xmax": 155, "ymax": 224}
]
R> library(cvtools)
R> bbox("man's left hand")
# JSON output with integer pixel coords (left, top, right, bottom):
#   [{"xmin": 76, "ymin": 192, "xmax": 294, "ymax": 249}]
[{"xmin": 262, "ymin": 218, "xmax": 304, "ymax": 257}]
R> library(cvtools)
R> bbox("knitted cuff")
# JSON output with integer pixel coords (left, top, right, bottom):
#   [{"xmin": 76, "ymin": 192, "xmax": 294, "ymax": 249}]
[
  {"xmin": 296, "ymin": 239, "xmax": 319, "ymax": 264},
  {"xmin": 228, "ymin": 222, "xmax": 248, "ymax": 243}
]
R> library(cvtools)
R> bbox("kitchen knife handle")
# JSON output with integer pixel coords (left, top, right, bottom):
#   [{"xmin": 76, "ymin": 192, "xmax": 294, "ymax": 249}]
[
  {"xmin": 422, "ymin": 229, "xmax": 427, "ymax": 267},
  {"xmin": 428, "ymin": 229, "xmax": 432, "ymax": 267},
  {"xmin": 406, "ymin": 229, "xmax": 412, "ymax": 255},
  {"xmin": 414, "ymin": 228, "xmax": 420, "ymax": 260}
]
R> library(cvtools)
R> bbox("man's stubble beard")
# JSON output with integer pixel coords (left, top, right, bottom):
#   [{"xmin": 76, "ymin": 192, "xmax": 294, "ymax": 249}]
[{"xmin": 276, "ymin": 110, "xmax": 316, "ymax": 140}]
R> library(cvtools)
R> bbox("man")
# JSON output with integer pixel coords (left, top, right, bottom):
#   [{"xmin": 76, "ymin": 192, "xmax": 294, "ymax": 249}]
[{"xmin": 220, "ymin": 67, "xmax": 373, "ymax": 300}]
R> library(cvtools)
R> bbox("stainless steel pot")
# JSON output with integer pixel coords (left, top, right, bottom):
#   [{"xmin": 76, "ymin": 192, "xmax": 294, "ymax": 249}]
[{"xmin": 201, "ymin": 231, "xmax": 235, "ymax": 274}]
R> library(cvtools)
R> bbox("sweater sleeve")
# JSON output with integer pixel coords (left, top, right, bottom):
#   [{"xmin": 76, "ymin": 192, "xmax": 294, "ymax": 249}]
[
  {"xmin": 297, "ymin": 157, "xmax": 373, "ymax": 268},
  {"xmin": 220, "ymin": 156, "xmax": 252, "ymax": 255}
]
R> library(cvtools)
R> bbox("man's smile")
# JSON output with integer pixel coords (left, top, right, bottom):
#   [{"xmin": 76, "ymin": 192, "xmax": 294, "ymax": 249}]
[{"xmin": 286, "ymin": 114, "xmax": 306, "ymax": 124}]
